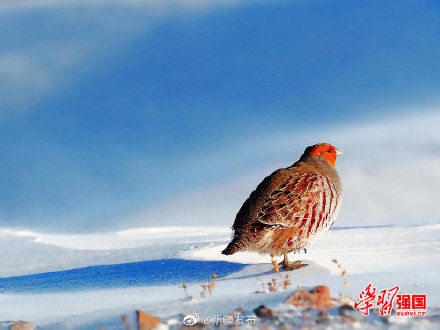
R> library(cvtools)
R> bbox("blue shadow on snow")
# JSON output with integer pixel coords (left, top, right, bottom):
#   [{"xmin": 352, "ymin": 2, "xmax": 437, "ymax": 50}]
[{"xmin": 0, "ymin": 259, "xmax": 247, "ymax": 293}]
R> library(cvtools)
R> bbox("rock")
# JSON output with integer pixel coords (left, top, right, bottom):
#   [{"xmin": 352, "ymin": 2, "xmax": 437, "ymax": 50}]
[
  {"xmin": 287, "ymin": 289, "xmax": 315, "ymax": 308},
  {"xmin": 10, "ymin": 322, "xmax": 34, "ymax": 330},
  {"xmin": 339, "ymin": 304, "xmax": 357, "ymax": 323},
  {"xmin": 285, "ymin": 285, "xmax": 333, "ymax": 309},
  {"xmin": 339, "ymin": 304, "xmax": 355, "ymax": 316},
  {"xmin": 312, "ymin": 286, "xmax": 332, "ymax": 309},
  {"xmin": 254, "ymin": 305, "xmax": 274, "ymax": 319},
  {"xmin": 137, "ymin": 310, "xmax": 161, "ymax": 330}
]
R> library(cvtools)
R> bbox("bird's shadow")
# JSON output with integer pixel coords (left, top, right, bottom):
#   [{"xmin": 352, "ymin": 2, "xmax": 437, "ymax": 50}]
[
  {"xmin": 0, "ymin": 259, "xmax": 248, "ymax": 293},
  {"xmin": 223, "ymin": 260, "xmax": 330, "ymax": 281}
]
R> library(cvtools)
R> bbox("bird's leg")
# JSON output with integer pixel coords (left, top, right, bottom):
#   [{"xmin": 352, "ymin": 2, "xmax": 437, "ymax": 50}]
[
  {"xmin": 280, "ymin": 252, "xmax": 308, "ymax": 270},
  {"xmin": 278, "ymin": 253, "xmax": 288, "ymax": 266}
]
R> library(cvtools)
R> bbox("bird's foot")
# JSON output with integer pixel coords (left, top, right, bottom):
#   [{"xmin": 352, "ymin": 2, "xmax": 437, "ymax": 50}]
[{"xmin": 281, "ymin": 260, "xmax": 308, "ymax": 271}]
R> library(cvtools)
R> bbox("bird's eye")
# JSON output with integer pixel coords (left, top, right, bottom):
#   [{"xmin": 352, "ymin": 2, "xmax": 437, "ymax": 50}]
[{"xmin": 327, "ymin": 148, "xmax": 332, "ymax": 153}]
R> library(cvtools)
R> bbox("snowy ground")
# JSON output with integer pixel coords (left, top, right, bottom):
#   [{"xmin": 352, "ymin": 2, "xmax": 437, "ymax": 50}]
[{"xmin": 0, "ymin": 224, "xmax": 439, "ymax": 329}]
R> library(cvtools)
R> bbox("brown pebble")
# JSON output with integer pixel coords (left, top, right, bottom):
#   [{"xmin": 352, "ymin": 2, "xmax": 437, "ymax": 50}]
[
  {"xmin": 137, "ymin": 310, "xmax": 161, "ymax": 330},
  {"xmin": 10, "ymin": 322, "xmax": 34, "ymax": 330},
  {"xmin": 254, "ymin": 305, "xmax": 274, "ymax": 319},
  {"xmin": 285, "ymin": 285, "xmax": 333, "ymax": 309}
]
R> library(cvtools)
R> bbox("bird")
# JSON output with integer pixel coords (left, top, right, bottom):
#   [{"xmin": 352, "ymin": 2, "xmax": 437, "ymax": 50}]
[{"xmin": 222, "ymin": 143, "xmax": 343, "ymax": 270}]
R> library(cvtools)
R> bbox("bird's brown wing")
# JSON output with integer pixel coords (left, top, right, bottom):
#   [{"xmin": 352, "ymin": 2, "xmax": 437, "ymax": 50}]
[{"xmin": 257, "ymin": 172, "xmax": 338, "ymax": 229}]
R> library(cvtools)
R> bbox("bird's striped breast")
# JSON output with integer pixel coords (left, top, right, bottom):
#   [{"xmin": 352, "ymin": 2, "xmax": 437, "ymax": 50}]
[{"xmin": 258, "ymin": 172, "xmax": 341, "ymax": 244}]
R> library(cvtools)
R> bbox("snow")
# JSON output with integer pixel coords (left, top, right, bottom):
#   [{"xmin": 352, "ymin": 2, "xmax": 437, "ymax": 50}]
[{"xmin": 0, "ymin": 224, "xmax": 439, "ymax": 328}]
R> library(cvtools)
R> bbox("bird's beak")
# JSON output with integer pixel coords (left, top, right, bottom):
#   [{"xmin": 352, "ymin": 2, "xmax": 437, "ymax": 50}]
[{"xmin": 335, "ymin": 148, "xmax": 343, "ymax": 155}]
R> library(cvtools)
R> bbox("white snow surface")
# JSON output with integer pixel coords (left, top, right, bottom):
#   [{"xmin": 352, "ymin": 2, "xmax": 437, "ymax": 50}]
[{"xmin": 0, "ymin": 224, "xmax": 439, "ymax": 328}]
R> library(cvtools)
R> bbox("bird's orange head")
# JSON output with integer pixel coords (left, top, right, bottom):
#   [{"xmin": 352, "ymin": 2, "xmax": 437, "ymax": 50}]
[{"xmin": 304, "ymin": 143, "xmax": 342, "ymax": 168}]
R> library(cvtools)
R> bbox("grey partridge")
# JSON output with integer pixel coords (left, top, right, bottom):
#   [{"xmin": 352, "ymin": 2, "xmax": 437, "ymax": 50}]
[{"xmin": 222, "ymin": 143, "xmax": 343, "ymax": 270}]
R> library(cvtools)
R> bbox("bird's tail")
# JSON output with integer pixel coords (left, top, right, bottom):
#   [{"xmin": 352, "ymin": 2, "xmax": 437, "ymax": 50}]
[{"xmin": 222, "ymin": 238, "xmax": 242, "ymax": 255}]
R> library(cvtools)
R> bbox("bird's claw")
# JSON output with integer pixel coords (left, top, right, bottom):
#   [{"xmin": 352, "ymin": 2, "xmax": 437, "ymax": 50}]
[{"xmin": 281, "ymin": 260, "xmax": 308, "ymax": 270}]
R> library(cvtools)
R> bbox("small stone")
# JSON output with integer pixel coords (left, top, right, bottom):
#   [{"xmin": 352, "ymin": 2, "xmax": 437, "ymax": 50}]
[
  {"xmin": 137, "ymin": 310, "xmax": 161, "ymax": 330},
  {"xmin": 254, "ymin": 305, "xmax": 274, "ymax": 318},
  {"xmin": 10, "ymin": 322, "xmax": 34, "ymax": 330},
  {"xmin": 339, "ymin": 304, "xmax": 355, "ymax": 316},
  {"xmin": 285, "ymin": 285, "xmax": 333, "ymax": 309},
  {"xmin": 339, "ymin": 304, "xmax": 357, "ymax": 323},
  {"xmin": 312, "ymin": 286, "xmax": 332, "ymax": 309},
  {"xmin": 286, "ymin": 289, "xmax": 312, "ymax": 308}
]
